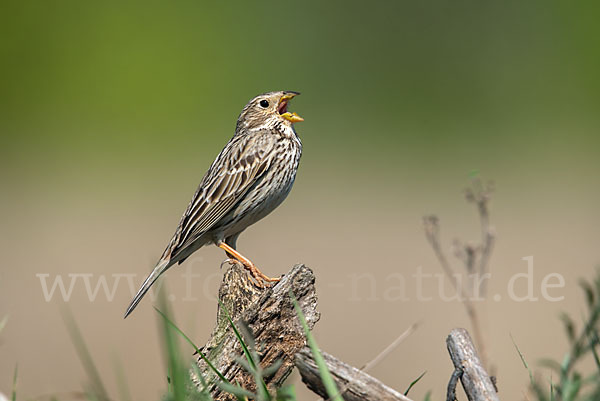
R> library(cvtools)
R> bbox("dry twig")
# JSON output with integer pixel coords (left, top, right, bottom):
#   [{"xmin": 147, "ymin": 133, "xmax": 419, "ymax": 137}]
[{"xmin": 423, "ymin": 176, "xmax": 495, "ymax": 368}]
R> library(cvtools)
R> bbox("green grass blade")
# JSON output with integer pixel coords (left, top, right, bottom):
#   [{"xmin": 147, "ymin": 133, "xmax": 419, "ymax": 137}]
[
  {"xmin": 224, "ymin": 308, "xmax": 271, "ymax": 399},
  {"xmin": 11, "ymin": 364, "xmax": 17, "ymax": 401},
  {"xmin": 262, "ymin": 359, "xmax": 283, "ymax": 378},
  {"xmin": 579, "ymin": 279, "xmax": 595, "ymax": 310},
  {"xmin": 404, "ymin": 371, "xmax": 426, "ymax": 395},
  {"xmin": 237, "ymin": 322, "xmax": 271, "ymax": 400},
  {"xmin": 217, "ymin": 301, "xmax": 256, "ymax": 371},
  {"xmin": 112, "ymin": 356, "xmax": 133, "ymax": 401},
  {"xmin": 216, "ymin": 301, "xmax": 271, "ymax": 399},
  {"xmin": 290, "ymin": 291, "xmax": 342, "ymax": 401},
  {"xmin": 562, "ymin": 372, "xmax": 582, "ymax": 401},
  {"xmin": 156, "ymin": 293, "xmax": 186, "ymax": 401},
  {"xmin": 217, "ymin": 381, "xmax": 255, "ymax": 399},
  {"xmin": 0, "ymin": 315, "xmax": 8, "ymax": 334},
  {"xmin": 275, "ymin": 385, "xmax": 297, "ymax": 401},
  {"xmin": 538, "ymin": 358, "xmax": 562, "ymax": 373},
  {"xmin": 560, "ymin": 313, "xmax": 576, "ymax": 345},
  {"xmin": 588, "ymin": 329, "xmax": 600, "ymax": 373},
  {"xmin": 154, "ymin": 307, "xmax": 228, "ymax": 384},
  {"xmin": 62, "ymin": 309, "xmax": 110, "ymax": 401},
  {"xmin": 511, "ymin": 334, "xmax": 535, "ymax": 385},
  {"xmin": 190, "ymin": 363, "xmax": 211, "ymax": 396}
]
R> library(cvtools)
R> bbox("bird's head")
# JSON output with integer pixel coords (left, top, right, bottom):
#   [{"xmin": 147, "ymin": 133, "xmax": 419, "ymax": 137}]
[{"xmin": 236, "ymin": 91, "xmax": 303, "ymax": 132}]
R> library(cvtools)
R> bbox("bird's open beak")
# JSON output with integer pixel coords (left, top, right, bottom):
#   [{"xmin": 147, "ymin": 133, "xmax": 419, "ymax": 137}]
[{"xmin": 278, "ymin": 92, "xmax": 304, "ymax": 123}]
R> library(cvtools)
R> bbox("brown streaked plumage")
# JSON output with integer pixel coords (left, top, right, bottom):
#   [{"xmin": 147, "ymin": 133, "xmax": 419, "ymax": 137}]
[{"xmin": 124, "ymin": 91, "xmax": 303, "ymax": 318}]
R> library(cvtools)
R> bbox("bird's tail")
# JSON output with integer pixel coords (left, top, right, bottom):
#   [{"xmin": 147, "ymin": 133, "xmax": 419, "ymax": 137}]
[{"xmin": 124, "ymin": 259, "xmax": 171, "ymax": 318}]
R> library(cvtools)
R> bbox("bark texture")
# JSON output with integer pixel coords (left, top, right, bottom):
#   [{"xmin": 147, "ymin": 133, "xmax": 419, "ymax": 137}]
[
  {"xmin": 295, "ymin": 348, "xmax": 415, "ymax": 401},
  {"xmin": 446, "ymin": 328, "xmax": 500, "ymax": 401},
  {"xmin": 191, "ymin": 263, "xmax": 320, "ymax": 400}
]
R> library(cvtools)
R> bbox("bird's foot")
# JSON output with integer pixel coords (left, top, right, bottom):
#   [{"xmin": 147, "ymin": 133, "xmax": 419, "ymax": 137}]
[
  {"xmin": 217, "ymin": 242, "xmax": 280, "ymax": 288},
  {"xmin": 219, "ymin": 257, "xmax": 277, "ymax": 288},
  {"xmin": 234, "ymin": 259, "xmax": 281, "ymax": 288},
  {"xmin": 247, "ymin": 263, "xmax": 281, "ymax": 287}
]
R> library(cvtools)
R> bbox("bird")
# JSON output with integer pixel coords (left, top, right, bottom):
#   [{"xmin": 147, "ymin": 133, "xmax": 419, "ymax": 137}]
[{"xmin": 124, "ymin": 91, "xmax": 304, "ymax": 318}]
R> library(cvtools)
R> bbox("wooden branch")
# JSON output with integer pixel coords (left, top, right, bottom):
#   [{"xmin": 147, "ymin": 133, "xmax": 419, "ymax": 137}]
[
  {"xmin": 191, "ymin": 263, "xmax": 320, "ymax": 401},
  {"xmin": 446, "ymin": 328, "xmax": 499, "ymax": 401},
  {"xmin": 295, "ymin": 347, "xmax": 415, "ymax": 401}
]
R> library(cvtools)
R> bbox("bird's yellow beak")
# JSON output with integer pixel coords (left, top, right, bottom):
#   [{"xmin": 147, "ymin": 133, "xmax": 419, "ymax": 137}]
[
  {"xmin": 281, "ymin": 112, "xmax": 304, "ymax": 123},
  {"xmin": 278, "ymin": 92, "xmax": 304, "ymax": 123}
]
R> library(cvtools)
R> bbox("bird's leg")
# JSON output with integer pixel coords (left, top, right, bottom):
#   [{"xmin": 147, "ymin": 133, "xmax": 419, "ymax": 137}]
[
  {"xmin": 217, "ymin": 242, "xmax": 281, "ymax": 286},
  {"xmin": 220, "ymin": 248, "xmax": 238, "ymax": 270}
]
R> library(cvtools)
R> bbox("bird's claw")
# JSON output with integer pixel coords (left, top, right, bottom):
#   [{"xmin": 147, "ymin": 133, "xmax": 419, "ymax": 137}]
[
  {"xmin": 220, "ymin": 252, "xmax": 280, "ymax": 288},
  {"xmin": 220, "ymin": 258, "xmax": 240, "ymax": 270},
  {"xmin": 248, "ymin": 266, "xmax": 281, "ymax": 288}
]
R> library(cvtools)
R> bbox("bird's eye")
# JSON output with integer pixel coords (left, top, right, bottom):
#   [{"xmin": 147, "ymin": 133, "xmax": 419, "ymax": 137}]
[{"xmin": 259, "ymin": 100, "xmax": 269, "ymax": 108}]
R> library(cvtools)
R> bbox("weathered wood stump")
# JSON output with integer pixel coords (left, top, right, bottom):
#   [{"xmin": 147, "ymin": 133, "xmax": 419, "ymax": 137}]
[{"xmin": 191, "ymin": 263, "xmax": 320, "ymax": 400}]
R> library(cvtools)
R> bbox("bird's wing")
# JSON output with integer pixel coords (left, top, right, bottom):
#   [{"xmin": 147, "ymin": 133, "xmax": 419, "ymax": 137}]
[{"xmin": 165, "ymin": 131, "xmax": 276, "ymax": 260}]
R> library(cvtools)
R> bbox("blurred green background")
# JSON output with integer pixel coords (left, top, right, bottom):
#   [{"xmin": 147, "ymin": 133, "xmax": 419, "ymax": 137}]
[{"xmin": 1, "ymin": 0, "xmax": 599, "ymax": 400}]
